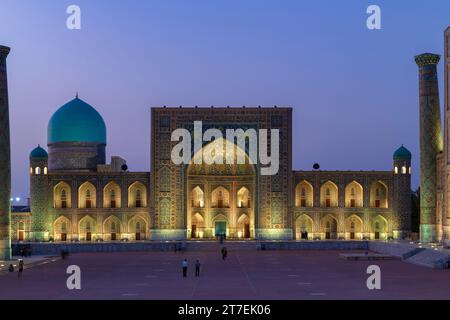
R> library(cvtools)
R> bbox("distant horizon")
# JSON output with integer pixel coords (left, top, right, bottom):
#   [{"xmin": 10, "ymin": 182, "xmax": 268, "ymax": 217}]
[{"xmin": 1, "ymin": 0, "xmax": 449, "ymax": 202}]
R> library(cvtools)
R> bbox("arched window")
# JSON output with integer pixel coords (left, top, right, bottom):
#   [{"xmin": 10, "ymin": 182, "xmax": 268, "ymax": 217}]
[
  {"xmin": 128, "ymin": 182, "xmax": 147, "ymax": 208},
  {"xmin": 35, "ymin": 167, "xmax": 41, "ymax": 175},
  {"xmin": 345, "ymin": 181, "xmax": 363, "ymax": 208},
  {"xmin": 86, "ymin": 189, "xmax": 92, "ymax": 208},
  {"xmin": 394, "ymin": 167, "xmax": 399, "ymax": 174},
  {"xmin": 44, "ymin": 167, "xmax": 48, "ymax": 175},
  {"xmin": 135, "ymin": 189, "xmax": 141, "ymax": 208},
  {"xmin": 54, "ymin": 182, "xmax": 72, "ymax": 209},
  {"xmin": 295, "ymin": 181, "xmax": 313, "ymax": 207},
  {"xmin": 375, "ymin": 188, "xmax": 380, "ymax": 197},
  {"xmin": 237, "ymin": 187, "xmax": 251, "ymax": 208},
  {"xmin": 326, "ymin": 188, "xmax": 330, "ymax": 196},
  {"xmin": 61, "ymin": 189, "xmax": 67, "ymax": 208},
  {"xmin": 110, "ymin": 189, "xmax": 116, "ymax": 208},
  {"xmin": 402, "ymin": 166, "xmax": 407, "ymax": 174}
]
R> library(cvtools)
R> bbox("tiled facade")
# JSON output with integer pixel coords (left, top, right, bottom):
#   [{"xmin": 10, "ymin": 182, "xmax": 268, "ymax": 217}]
[{"xmin": 10, "ymin": 105, "xmax": 412, "ymax": 242}]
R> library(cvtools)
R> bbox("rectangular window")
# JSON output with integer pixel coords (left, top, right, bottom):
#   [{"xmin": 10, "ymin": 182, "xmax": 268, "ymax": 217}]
[
  {"xmin": 111, "ymin": 200, "xmax": 116, "ymax": 208},
  {"xmin": 61, "ymin": 201, "xmax": 67, "ymax": 209},
  {"xmin": 350, "ymin": 199, "xmax": 355, "ymax": 208},
  {"xmin": 301, "ymin": 199, "xmax": 306, "ymax": 207},
  {"xmin": 86, "ymin": 200, "xmax": 91, "ymax": 209},
  {"xmin": 326, "ymin": 199, "xmax": 331, "ymax": 207},
  {"xmin": 375, "ymin": 200, "xmax": 380, "ymax": 208},
  {"xmin": 136, "ymin": 200, "xmax": 142, "ymax": 208}
]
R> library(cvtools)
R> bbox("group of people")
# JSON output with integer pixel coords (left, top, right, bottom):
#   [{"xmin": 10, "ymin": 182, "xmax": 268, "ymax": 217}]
[
  {"xmin": 7, "ymin": 259, "xmax": 24, "ymax": 278},
  {"xmin": 181, "ymin": 246, "xmax": 229, "ymax": 277},
  {"xmin": 181, "ymin": 259, "xmax": 201, "ymax": 277}
]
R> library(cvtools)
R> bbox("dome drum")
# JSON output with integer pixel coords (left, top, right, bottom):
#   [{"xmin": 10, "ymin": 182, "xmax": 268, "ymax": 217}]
[{"xmin": 48, "ymin": 141, "xmax": 105, "ymax": 171}]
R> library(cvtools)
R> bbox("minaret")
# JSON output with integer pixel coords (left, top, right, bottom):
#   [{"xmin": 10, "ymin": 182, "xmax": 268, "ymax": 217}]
[
  {"xmin": 443, "ymin": 27, "xmax": 450, "ymax": 243},
  {"xmin": 0, "ymin": 45, "xmax": 11, "ymax": 260},
  {"xmin": 415, "ymin": 53, "xmax": 443, "ymax": 242}
]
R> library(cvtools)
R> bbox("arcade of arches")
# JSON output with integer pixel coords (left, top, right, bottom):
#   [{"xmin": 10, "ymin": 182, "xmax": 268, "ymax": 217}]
[{"xmin": 294, "ymin": 180, "xmax": 391, "ymax": 240}]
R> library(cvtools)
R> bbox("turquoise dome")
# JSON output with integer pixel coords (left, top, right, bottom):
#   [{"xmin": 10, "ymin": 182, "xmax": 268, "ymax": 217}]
[
  {"xmin": 393, "ymin": 145, "xmax": 411, "ymax": 160},
  {"xmin": 30, "ymin": 145, "xmax": 48, "ymax": 158},
  {"xmin": 47, "ymin": 97, "xmax": 106, "ymax": 144}
]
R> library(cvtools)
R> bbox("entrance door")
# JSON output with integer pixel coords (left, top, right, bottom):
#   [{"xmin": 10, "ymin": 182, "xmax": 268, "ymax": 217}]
[
  {"xmin": 375, "ymin": 231, "xmax": 380, "ymax": 240},
  {"xmin": 326, "ymin": 231, "xmax": 331, "ymax": 239},
  {"xmin": 244, "ymin": 223, "xmax": 250, "ymax": 238},
  {"xmin": 18, "ymin": 231, "xmax": 25, "ymax": 241},
  {"xmin": 350, "ymin": 232, "xmax": 355, "ymax": 240},
  {"xmin": 135, "ymin": 232, "xmax": 141, "ymax": 240},
  {"xmin": 215, "ymin": 221, "xmax": 227, "ymax": 237},
  {"xmin": 191, "ymin": 224, "xmax": 197, "ymax": 238},
  {"xmin": 86, "ymin": 232, "xmax": 92, "ymax": 241},
  {"xmin": 61, "ymin": 233, "xmax": 67, "ymax": 241},
  {"xmin": 111, "ymin": 233, "xmax": 116, "ymax": 241}
]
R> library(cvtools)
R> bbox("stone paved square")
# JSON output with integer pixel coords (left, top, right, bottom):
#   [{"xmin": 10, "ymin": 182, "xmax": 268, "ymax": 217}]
[{"xmin": 0, "ymin": 250, "xmax": 449, "ymax": 300}]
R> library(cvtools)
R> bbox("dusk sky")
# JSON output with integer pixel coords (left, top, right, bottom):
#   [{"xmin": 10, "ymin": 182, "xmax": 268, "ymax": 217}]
[{"xmin": 1, "ymin": 0, "xmax": 449, "ymax": 203}]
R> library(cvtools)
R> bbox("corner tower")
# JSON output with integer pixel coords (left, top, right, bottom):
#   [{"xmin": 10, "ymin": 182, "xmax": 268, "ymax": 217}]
[
  {"xmin": 415, "ymin": 53, "xmax": 443, "ymax": 242},
  {"xmin": 393, "ymin": 145, "xmax": 412, "ymax": 239},
  {"xmin": 29, "ymin": 146, "xmax": 50, "ymax": 241},
  {"xmin": 0, "ymin": 45, "xmax": 11, "ymax": 260},
  {"xmin": 443, "ymin": 27, "xmax": 450, "ymax": 243}
]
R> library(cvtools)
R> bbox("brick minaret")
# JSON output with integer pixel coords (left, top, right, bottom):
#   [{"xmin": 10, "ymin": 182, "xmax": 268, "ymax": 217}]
[
  {"xmin": 0, "ymin": 45, "xmax": 11, "ymax": 260},
  {"xmin": 443, "ymin": 28, "xmax": 450, "ymax": 243},
  {"xmin": 415, "ymin": 53, "xmax": 443, "ymax": 242}
]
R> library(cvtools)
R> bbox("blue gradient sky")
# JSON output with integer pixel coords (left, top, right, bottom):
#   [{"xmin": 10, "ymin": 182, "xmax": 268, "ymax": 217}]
[{"xmin": 1, "ymin": 0, "xmax": 449, "ymax": 203}]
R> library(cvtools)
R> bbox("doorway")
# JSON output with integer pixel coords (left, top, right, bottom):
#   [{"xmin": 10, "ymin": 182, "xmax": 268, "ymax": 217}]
[
  {"xmin": 244, "ymin": 223, "xmax": 250, "ymax": 238},
  {"xmin": 215, "ymin": 221, "xmax": 227, "ymax": 237}
]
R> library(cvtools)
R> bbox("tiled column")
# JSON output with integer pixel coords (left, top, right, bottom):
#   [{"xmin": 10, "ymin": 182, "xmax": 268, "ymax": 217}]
[{"xmin": 0, "ymin": 46, "xmax": 11, "ymax": 260}]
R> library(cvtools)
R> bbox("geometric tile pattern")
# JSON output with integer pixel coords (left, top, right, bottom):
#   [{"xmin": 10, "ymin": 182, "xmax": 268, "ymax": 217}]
[{"xmin": 0, "ymin": 46, "xmax": 11, "ymax": 259}]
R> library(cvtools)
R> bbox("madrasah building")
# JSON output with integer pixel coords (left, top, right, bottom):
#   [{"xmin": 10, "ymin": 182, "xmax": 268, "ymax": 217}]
[
  {"xmin": 8, "ymin": 97, "xmax": 413, "ymax": 243},
  {"xmin": 1, "ymin": 47, "xmax": 421, "ymax": 245}
]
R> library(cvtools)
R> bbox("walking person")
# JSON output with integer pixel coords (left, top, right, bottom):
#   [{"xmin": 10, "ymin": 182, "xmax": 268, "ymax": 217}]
[
  {"xmin": 182, "ymin": 259, "xmax": 188, "ymax": 278},
  {"xmin": 221, "ymin": 247, "xmax": 228, "ymax": 260},
  {"xmin": 195, "ymin": 260, "xmax": 201, "ymax": 277},
  {"xmin": 18, "ymin": 260, "xmax": 24, "ymax": 278}
]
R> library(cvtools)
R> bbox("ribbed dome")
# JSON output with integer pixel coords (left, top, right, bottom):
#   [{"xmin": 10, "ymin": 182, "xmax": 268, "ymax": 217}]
[
  {"xmin": 393, "ymin": 145, "xmax": 411, "ymax": 160},
  {"xmin": 47, "ymin": 97, "xmax": 106, "ymax": 144},
  {"xmin": 30, "ymin": 145, "xmax": 48, "ymax": 158}
]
